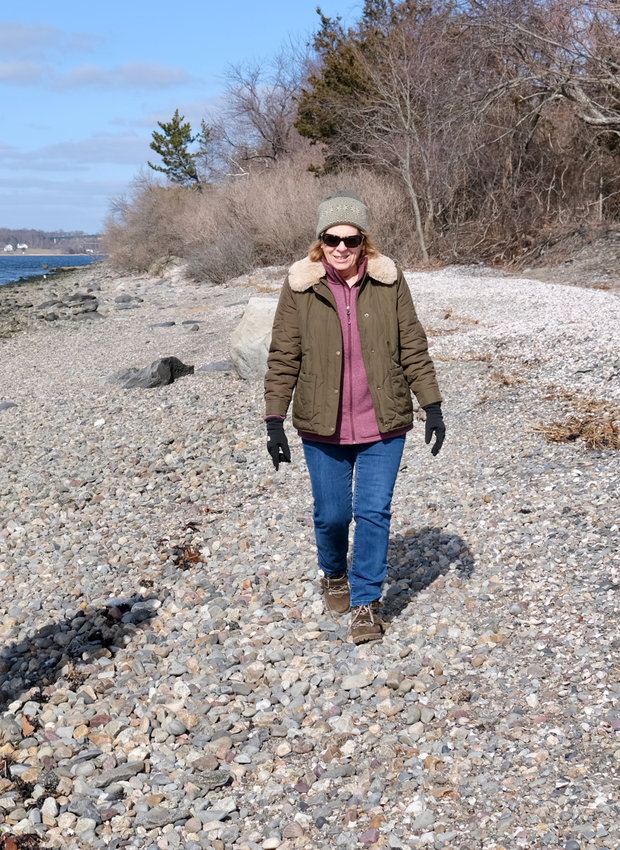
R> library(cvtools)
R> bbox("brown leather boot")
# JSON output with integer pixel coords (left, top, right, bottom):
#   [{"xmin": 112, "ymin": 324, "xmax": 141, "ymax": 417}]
[
  {"xmin": 320, "ymin": 573, "xmax": 350, "ymax": 615},
  {"xmin": 348, "ymin": 601, "xmax": 385, "ymax": 644}
]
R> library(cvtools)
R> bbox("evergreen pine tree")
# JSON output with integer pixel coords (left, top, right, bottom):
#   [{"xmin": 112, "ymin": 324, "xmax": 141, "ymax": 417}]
[{"xmin": 148, "ymin": 109, "xmax": 201, "ymax": 186}]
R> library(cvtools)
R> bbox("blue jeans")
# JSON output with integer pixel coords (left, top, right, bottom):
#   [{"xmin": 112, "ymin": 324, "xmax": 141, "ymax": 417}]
[{"xmin": 302, "ymin": 436, "xmax": 405, "ymax": 607}]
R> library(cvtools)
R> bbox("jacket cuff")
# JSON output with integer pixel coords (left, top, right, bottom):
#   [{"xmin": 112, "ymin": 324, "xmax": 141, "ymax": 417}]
[{"xmin": 415, "ymin": 390, "xmax": 442, "ymax": 408}]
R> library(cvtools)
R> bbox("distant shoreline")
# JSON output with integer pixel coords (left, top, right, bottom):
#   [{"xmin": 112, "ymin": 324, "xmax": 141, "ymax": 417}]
[{"xmin": 0, "ymin": 252, "xmax": 104, "ymax": 258}]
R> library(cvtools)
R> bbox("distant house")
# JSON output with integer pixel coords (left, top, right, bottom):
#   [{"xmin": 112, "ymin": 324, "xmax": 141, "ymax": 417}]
[
  {"xmin": 3, "ymin": 244, "xmax": 14, "ymax": 252},
  {"xmin": 17, "ymin": 243, "xmax": 28, "ymax": 251}
]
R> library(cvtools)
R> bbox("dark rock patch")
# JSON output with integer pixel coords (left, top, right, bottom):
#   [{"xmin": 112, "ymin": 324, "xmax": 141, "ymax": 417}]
[{"xmin": 108, "ymin": 356, "xmax": 194, "ymax": 389}]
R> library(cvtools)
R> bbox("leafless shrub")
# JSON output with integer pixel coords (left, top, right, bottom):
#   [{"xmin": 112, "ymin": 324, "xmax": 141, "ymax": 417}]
[
  {"xmin": 186, "ymin": 228, "xmax": 256, "ymax": 285},
  {"xmin": 104, "ymin": 157, "xmax": 422, "ymax": 278},
  {"xmin": 103, "ymin": 175, "xmax": 193, "ymax": 271}
]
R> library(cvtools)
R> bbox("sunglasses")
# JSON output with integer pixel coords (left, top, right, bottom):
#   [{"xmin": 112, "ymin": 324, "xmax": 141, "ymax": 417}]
[{"xmin": 321, "ymin": 232, "xmax": 364, "ymax": 249}]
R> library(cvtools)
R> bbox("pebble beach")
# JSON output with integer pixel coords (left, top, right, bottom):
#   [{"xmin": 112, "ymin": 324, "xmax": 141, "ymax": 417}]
[{"xmin": 0, "ymin": 260, "xmax": 619, "ymax": 850}]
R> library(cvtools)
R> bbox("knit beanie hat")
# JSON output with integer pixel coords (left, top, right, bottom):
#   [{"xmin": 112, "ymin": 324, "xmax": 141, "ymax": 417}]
[{"xmin": 316, "ymin": 190, "xmax": 369, "ymax": 238}]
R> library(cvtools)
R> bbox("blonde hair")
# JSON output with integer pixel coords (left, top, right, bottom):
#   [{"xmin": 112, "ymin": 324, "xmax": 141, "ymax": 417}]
[{"xmin": 308, "ymin": 230, "xmax": 380, "ymax": 263}]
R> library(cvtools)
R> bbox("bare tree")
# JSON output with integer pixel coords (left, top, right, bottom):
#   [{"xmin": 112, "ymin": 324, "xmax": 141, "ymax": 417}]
[
  {"xmin": 320, "ymin": 9, "xmax": 476, "ymax": 262},
  {"xmin": 459, "ymin": 0, "xmax": 620, "ymax": 245},
  {"xmin": 210, "ymin": 45, "xmax": 311, "ymax": 177},
  {"xmin": 468, "ymin": 0, "xmax": 620, "ymax": 133}
]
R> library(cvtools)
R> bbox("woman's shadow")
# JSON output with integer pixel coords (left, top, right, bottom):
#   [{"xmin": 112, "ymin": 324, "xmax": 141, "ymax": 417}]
[
  {"xmin": 0, "ymin": 594, "xmax": 158, "ymax": 713},
  {"xmin": 382, "ymin": 526, "xmax": 475, "ymax": 621}
]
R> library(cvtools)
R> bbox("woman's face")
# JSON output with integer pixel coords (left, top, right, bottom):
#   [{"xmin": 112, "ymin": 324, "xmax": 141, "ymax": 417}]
[{"xmin": 321, "ymin": 225, "xmax": 364, "ymax": 279}]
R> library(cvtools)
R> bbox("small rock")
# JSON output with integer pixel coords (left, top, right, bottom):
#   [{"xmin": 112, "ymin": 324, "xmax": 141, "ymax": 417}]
[
  {"xmin": 412, "ymin": 810, "xmax": 435, "ymax": 830},
  {"xmin": 341, "ymin": 669, "xmax": 376, "ymax": 690},
  {"xmin": 197, "ymin": 769, "xmax": 230, "ymax": 791},
  {"xmin": 136, "ymin": 806, "xmax": 187, "ymax": 828}
]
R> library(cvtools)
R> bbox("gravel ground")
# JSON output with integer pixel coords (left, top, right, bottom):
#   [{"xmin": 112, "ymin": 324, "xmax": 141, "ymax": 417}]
[{"xmin": 0, "ymin": 260, "xmax": 618, "ymax": 850}]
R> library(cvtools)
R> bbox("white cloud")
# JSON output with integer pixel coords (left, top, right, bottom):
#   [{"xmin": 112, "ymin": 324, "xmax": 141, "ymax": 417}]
[
  {"xmin": 0, "ymin": 59, "xmax": 197, "ymax": 91},
  {"xmin": 0, "ymin": 22, "xmax": 97, "ymax": 58},
  {"xmin": 0, "ymin": 132, "xmax": 150, "ymax": 171},
  {"xmin": 0, "ymin": 61, "xmax": 47, "ymax": 84},
  {"xmin": 115, "ymin": 62, "xmax": 196, "ymax": 88},
  {"xmin": 52, "ymin": 62, "xmax": 197, "ymax": 90},
  {"xmin": 44, "ymin": 134, "xmax": 151, "ymax": 166}
]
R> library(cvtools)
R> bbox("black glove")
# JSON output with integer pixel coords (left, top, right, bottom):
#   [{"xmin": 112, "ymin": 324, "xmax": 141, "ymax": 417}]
[
  {"xmin": 266, "ymin": 417, "xmax": 291, "ymax": 471},
  {"xmin": 423, "ymin": 402, "xmax": 445, "ymax": 457}
]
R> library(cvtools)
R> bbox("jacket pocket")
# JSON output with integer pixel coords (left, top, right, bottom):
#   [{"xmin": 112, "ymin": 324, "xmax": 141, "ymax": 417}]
[
  {"xmin": 389, "ymin": 364, "xmax": 413, "ymax": 415},
  {"xmin": 293, "ymin": 373, "xmax": 317, "ymax": 424}
]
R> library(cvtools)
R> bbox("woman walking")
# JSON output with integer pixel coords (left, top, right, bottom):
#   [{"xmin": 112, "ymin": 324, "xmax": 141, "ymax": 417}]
[{"xmin": 264, "ymin": 191, "xmax": 444, "ymax": 644}]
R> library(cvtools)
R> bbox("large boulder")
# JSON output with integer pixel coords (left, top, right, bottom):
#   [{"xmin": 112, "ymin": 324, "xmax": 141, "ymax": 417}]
[{"xmin": 230, "ymin": 297, "xmax": 278, "ymax": 381}]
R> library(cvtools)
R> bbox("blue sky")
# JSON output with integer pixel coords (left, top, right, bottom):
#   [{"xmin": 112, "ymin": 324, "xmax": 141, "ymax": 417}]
[{"xmin": 0, "ymin": 1, "xmax": 360, "ymax": 234}]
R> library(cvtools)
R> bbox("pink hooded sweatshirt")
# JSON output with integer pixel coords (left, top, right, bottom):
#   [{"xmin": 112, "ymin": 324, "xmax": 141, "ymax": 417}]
[{"xmin": 296, "ymin": 258, "xmax": 411, "ymax": 445}]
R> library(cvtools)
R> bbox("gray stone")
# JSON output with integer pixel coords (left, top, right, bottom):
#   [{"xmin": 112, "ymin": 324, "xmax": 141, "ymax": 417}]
[
  {"xmin": 163, "ymin": 716, "xmax": 188, "ymax": 736},
  {"xmin": 135, "ymin": 806, "xmax": 187, "ymax": 828},
  {"xmin": 115, "ymin": 294, "xmax": 143, "ymax": 303},
  {"xmin": 229, "ymin": 297, "xmax": 278, "ymax": 380},
  {"xmin": 199, "ymin": 360, "xmax": 234, "ymax": 372},
  {"xmin": 195, "ymin": 769, "xmax": 231, "ymax": 791},
  {"xmin": 107, "ymin": 357, "xmax": 194, "ymax": 389},
  {"xmin": 37, "ymin": 298, "xmax": 63, "ymax": 309},
  {"xmin": 66, "ymin": 294, "xmax": 99, "ymax": 313},
  {"xmin": 75, "ymin": 310, "xmax": 104, "ymax": 320},
  {"xmin": 196, "ymin": 808, "xmax": 229, "ymax": 824},
  {"xmin": 412, "ymin": 810, "xmax": 435, "ymax": 830},
  {"xmin": 68, "ymin": 796, "xmax": 102, "ymax": 824},
  {"xmin": 74, "ymin": 816, "xmax": 98, "ymax": 842},
  {"xmin": 0, "ymin": 717, "xmax": 21, "ymax": 743},
  {"xmin": 341, "ymin": 669, "xmax": 376, "ymax": 690},
  {"xmin": 65, "ymin": 293, "xmax": 97, "ymax": 304},
  {"xmin": 92, "ymin": 760, "xmax": 145, "ymax": 788}
]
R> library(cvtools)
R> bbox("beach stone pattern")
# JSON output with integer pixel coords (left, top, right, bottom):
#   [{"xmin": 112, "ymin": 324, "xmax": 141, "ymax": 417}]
[{"xmin": 0, "ymin": 260, "xmax": 618, "ymax": 850}]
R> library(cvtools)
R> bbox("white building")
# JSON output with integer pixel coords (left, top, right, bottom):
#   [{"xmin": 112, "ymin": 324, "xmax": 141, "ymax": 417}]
[
  {"xmin": 17, "ymin": 243, "xmax": 28, "ymax": 251},
  {"xmin": 3, "ymin": 244, "xmax": 14, "ymax": 252}
]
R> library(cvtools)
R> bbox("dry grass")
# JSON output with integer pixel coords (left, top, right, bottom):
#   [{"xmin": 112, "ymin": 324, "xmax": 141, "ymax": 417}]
[
  {"xmin": 488, "ymin": 370, "xmax": 524, "ymax": 387},
  {"xmin": 442, "ymin": 310, "xmax": 480, "ymax": 326},
  {"xmin": 425, "ymin": 326, "xmax": 461, "ymax": 336},
  {"xmin": 426, "ymin": 312, "xmax": 481, "ymax": 338},
  {"xmin": 103, "ymin": 161, "xmax": 423, "ymax": 280},
  {"xmin": 534, "ymin": 397, "xmax": 620, "ymax": 450}
]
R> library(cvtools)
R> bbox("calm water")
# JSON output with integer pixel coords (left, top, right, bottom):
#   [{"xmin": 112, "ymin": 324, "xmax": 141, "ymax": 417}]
[{"xmin": 0, "ymin": 254, "xmax": 106, "ymax": 287}]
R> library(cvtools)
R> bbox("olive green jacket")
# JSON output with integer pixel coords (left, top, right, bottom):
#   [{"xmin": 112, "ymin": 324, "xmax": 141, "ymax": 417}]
[{"xmin": 264, "ymin": 254, "xmax": 442, "ymax": 436}]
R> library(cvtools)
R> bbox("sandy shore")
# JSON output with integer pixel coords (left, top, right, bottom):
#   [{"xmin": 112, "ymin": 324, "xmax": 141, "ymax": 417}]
[{"xmin": 0, "ymin": 261, "xmax": 619, "ymax": 849}]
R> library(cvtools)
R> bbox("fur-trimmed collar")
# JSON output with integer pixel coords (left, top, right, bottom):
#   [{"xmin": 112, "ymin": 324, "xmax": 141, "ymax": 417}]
[{"xmin": 288, "ymin": 254, "xmax": 398, "ymax": 292}]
